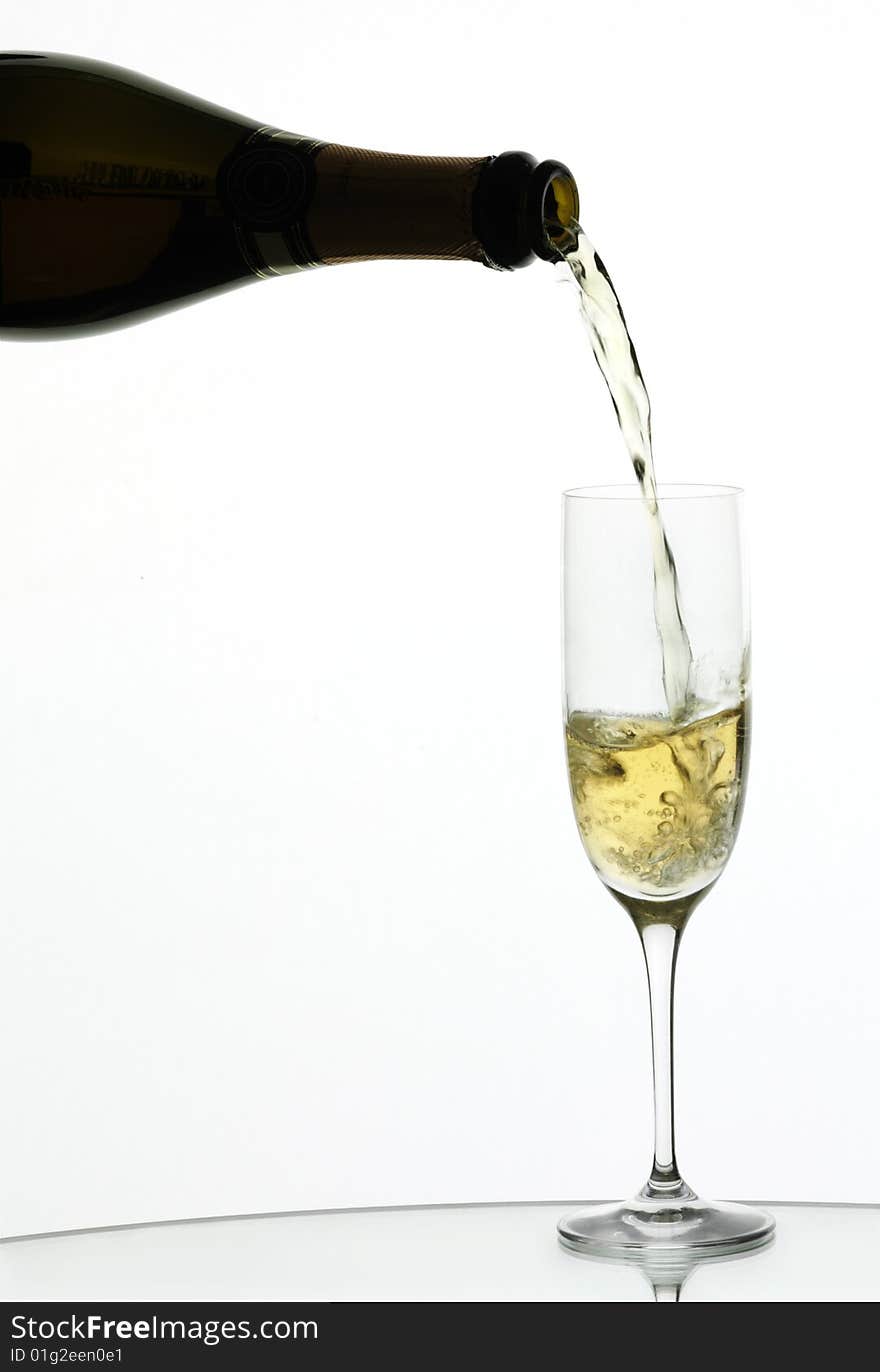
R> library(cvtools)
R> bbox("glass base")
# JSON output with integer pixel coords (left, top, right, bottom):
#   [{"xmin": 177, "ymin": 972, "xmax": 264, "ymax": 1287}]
[{"xmin": 558, "ymin": 1193, "xmax": 775, "ymax": 1259}]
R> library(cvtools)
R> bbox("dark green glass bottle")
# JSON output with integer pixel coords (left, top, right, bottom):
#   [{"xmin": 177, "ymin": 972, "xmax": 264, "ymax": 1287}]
[{"xmin": 0, "ymin": 53, "xmax": 579, "ymax": 338}]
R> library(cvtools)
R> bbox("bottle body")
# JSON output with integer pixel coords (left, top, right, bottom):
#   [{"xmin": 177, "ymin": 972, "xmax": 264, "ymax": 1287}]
[
  {"xmin": 0, "ymin": 54, "xmax": 257, "ymax": 335},
  {"xmin": 0, "ymin": 54, "xmax": 578, "ymax": 338}
]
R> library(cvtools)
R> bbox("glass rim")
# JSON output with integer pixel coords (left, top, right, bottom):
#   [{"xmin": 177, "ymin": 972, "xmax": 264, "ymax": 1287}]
[{"xmin": 563, "ymin": 482, "xmax": 743, "ymax": 502}]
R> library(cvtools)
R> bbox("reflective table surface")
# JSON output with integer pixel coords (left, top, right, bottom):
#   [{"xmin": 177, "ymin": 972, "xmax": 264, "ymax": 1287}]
[{"xmin": 2, "ymin": 1202, "xmax": 877, "ymax": 1302}]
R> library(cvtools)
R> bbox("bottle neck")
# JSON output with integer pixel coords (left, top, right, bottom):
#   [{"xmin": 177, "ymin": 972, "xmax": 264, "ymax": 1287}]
[
  {"xmin": 223, "ymin": 133, "xmax": 578, "ymax": 276},
  {"xmin": 307, "ymin": 143, "xmax": 487, "ymax": 266}
]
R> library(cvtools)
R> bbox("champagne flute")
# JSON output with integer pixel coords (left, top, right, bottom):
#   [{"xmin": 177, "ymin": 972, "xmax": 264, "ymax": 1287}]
[{"xmin": 559, "ymin": 483, "xmax": 774, "ymax": 1256}]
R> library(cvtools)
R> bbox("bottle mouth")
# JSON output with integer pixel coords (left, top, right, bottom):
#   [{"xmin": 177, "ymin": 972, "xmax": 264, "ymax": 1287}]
[
  {"xmin": 529, "ymin": 161, "xmax": 579, "ymax": 261},
  {"xmin": 473, "ymin": 151, "xmax": 580, "ymax": 269}
]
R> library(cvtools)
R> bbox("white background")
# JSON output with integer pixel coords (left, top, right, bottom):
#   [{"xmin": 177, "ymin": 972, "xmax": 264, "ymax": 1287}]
[{"xmin": 1, "ymin": 0, "xmax": 878, "ymax": 1238}]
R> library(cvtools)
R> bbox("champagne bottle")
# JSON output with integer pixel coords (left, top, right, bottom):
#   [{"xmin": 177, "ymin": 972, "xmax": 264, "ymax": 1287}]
[{"xmin": 0, "ymin": 53, "xmax": 579, "ymax": 338}]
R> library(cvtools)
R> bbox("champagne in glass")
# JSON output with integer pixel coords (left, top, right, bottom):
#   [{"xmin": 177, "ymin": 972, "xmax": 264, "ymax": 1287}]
[{"xmin": 566, "ymin": 702, "xmax": 749, "ymax": 907}]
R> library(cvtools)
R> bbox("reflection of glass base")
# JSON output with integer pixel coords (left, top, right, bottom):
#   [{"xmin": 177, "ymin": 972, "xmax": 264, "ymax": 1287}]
[
  {"xmin": 559, "ymin": 1221, "xmax": 776, "ymax": 1300},
  {"xmin": 558, "ymin": 1194, "xmax": 775, "ymax": 1259}
]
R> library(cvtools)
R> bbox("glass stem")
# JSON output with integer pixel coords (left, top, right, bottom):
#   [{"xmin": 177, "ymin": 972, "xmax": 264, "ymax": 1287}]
[{"xmin": 637, "ymin": 921, "xmax": 694, "ymax": 1202}]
